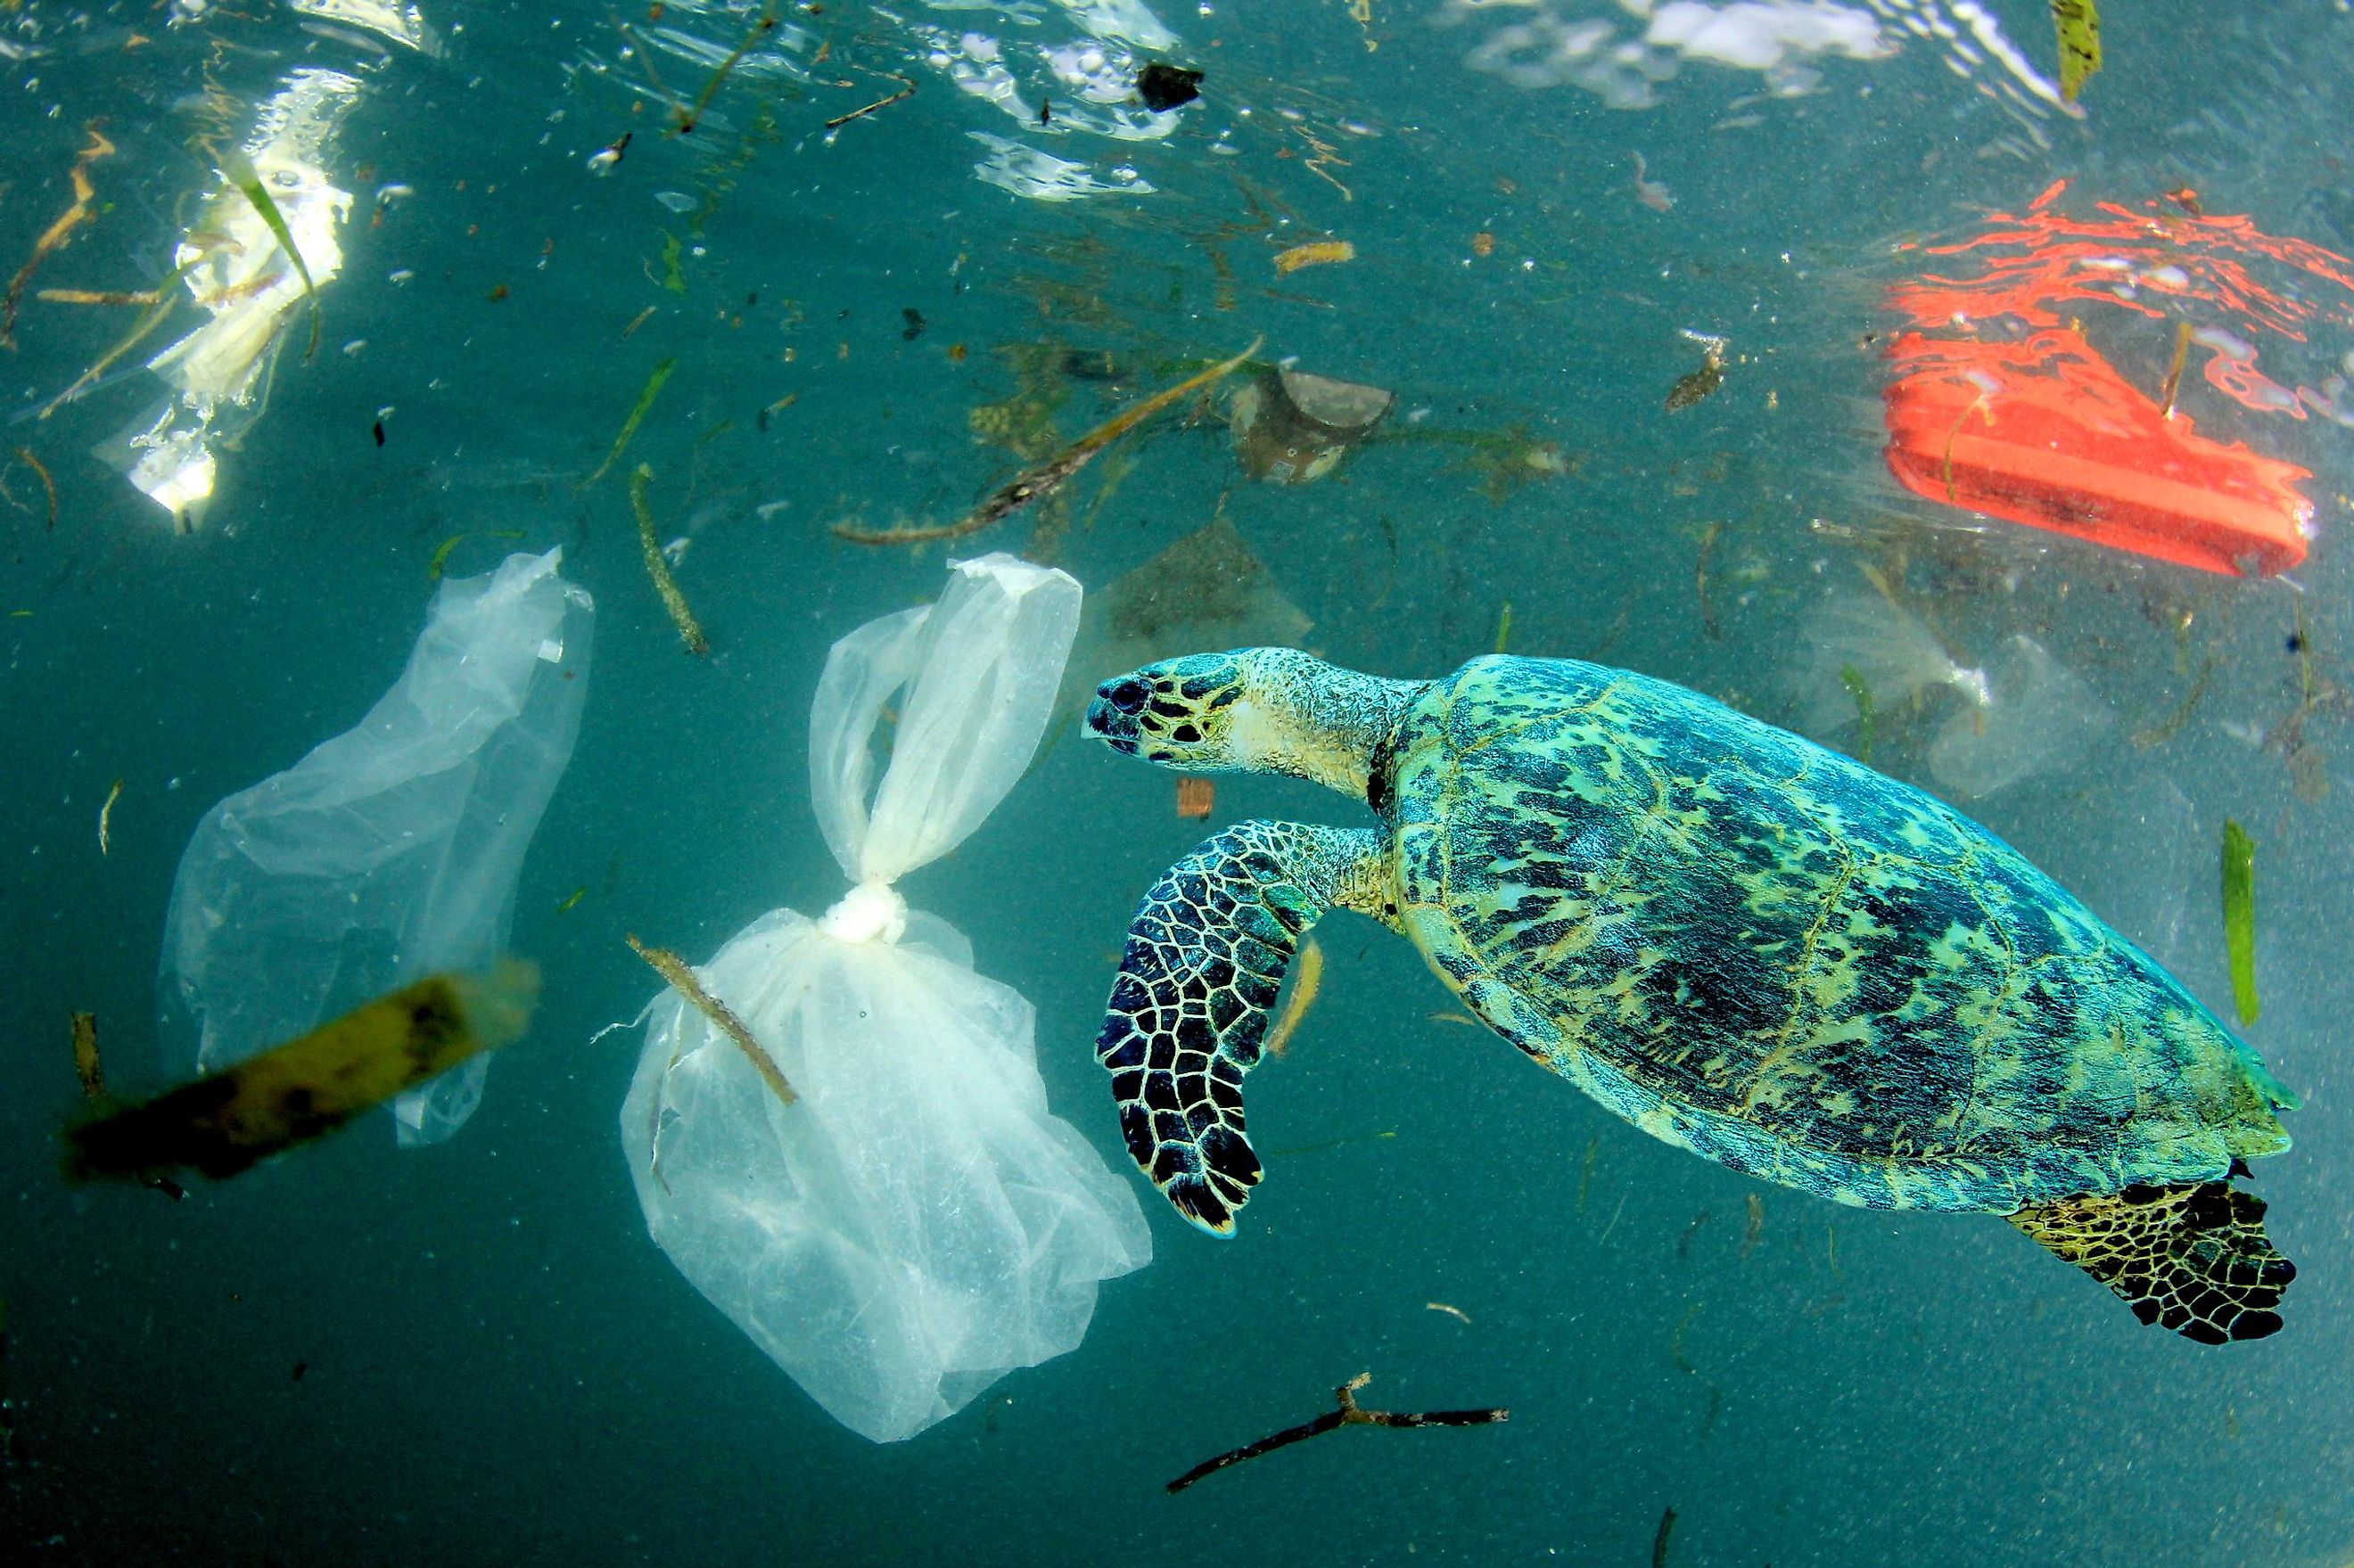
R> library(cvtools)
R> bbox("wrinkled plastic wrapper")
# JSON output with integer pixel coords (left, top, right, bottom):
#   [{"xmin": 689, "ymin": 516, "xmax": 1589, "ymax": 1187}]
[
  {"xmin": 109, "ymin": 66, "xmax": 358, "ymax": 530},
  {"xmin": 622, "ymin": 554, "xmax": 1149, "ymax": 1443},
  {"xmin": 162, "ymin": 550, "xmax": 592, "ymax": 1145}
]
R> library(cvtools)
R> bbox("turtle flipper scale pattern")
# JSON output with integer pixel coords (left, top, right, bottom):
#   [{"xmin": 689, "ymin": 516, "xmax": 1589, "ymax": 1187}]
[
  {"xmin": 1096, "ymin": 820, "xmax": 1381, "ymax": 1235},
  {"xmin": 2009, "ymin": 1181, "xmax": 2293, "ymax": 1343}
]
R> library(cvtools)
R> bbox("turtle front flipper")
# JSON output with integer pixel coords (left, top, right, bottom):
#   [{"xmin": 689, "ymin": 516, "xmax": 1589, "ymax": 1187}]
[
  {"xmin": 1098, "ymin": 820, "xmax": 1386, "ymax": 1235},
  {"xmin": 2009, "ymin": 1180, "xmax": 2294, "ymax": 1343}
]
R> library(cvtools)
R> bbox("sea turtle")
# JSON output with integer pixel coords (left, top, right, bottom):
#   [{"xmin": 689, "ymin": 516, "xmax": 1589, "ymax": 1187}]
[{"xmin": 1083, "ymin": 648, "xmax": 2299, "ymax": 1343}]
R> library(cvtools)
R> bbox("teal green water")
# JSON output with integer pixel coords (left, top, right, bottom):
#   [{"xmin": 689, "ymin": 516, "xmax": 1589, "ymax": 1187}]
[{"xmin": 5, "ymin": 0, "xmax": 2354, "ymax": 1561}]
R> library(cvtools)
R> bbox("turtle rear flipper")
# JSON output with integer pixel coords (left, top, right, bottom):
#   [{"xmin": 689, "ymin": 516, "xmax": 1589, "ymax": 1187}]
[
  {"xmin": 2010, "ymin": 1181, "xmax": 2294, "ymax": 1344},
  {"xmin": 1097, "ymin": 821, "xmax": 1384, "ymax": 1236}
]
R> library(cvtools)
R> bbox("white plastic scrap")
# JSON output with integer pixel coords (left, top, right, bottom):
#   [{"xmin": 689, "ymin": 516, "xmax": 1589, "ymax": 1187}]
[
  {"xmin": 621, "ymin": 554, "xmax": 1150, "ymax": 1443},
  {"xmin": 113, "ymin": 68, "xmax": 360, "ymax": 530},
  {"xmin": 161, "ymin": 551, "xmax": 594, "ymax": 1145}
]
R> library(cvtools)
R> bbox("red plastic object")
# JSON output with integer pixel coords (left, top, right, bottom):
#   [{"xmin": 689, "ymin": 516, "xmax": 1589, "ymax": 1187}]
[
  {"xmin": 1883, "ymin": 330, "xmax": 2315, "ymax": 577},
  {"xmin": 1878, "ymin": 180, "xmax": 2352, "ymax": 577}
]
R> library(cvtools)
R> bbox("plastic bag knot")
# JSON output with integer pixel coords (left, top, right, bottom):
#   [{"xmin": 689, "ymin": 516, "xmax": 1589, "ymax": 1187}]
[{"xmin": 819, "ymin": 881, "xmax": 909, "ymax": 945}]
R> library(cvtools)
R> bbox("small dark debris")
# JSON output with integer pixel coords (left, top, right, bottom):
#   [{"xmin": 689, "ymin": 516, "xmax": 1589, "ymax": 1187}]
[
  {"xmin": 145, "ymin": 1175, "xmax": 186, "ymax": 1202},
  {"xmin": 901, "ymin": 308, "xmax": 926, "ymax": 341},
  {"xmin": 2287, "ymin": 631, "xmax": 2307, "ymax": 653},
  {"xmin": 1040, "ymin": 98, "xmax": 1052, "ymax": 127},
  {"xmin": 1136, "ymin": 62, "xmax": 1203, "ymax": 112},
  {"xmin": 291, "ymin": 1361, "xmax": 309, "ymax": 1383},
  {"xmin": 371, "ymin": 421, "xmax": 386, "ymax": 447},
  {"xmin": 487, "ymin": 283, "xmax": 510, "ymax": 302},
  {"xmin": 757, "ymin": 408, "xmax": 770, "ymax": 433}
]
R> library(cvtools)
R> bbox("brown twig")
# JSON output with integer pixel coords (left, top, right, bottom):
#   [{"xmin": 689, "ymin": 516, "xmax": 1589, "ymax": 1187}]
[
  {"xmin": 1165, "ymin": 1374, "xmax": 1507, "ymax": 1494},
  {"xmin": 614, "ymin": 19, "xmax": 685, "ymax": 122},
  {"xmin": 12, "ymin": 447, "xmax": 57, "ymax": 531},
  {"xmin": 835, "ymin": 338, "xmax": 1260, "ymax": 546},
  {"xmin": 627, "ymin": 464, "xmax": 711, "ymax": 654},
  {"xmin": 36, "ymin": 287, "xmax": 162, "ymax": 306},
  {"xmin": 4, "ymin": 123, "xmax": 114, "ymax": 349},
  {"xmin": 824, "ymin": 74, "xmax": 913, "ymax": 131},
  {"xmin": 625, "ymin": 934, "xmax": 794, "ymax": 1104},
  {"xmin": 671, "ymin": 1, "xmax": 778, "ymax": 133}
]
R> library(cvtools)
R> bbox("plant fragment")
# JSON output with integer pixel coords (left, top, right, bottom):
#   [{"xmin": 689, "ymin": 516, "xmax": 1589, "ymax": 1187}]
[
  {"xmin": 581, "ymin": 357, "xmax": 677, "ymax": 488},
  {"xmin": 1165, "ymin": 1373, "xmax": 1507, "ymax": 1494},
  {"xmin": 2051, "ymin": 0, "xmax": 2101, "ymax": 104},
  {"xmin": 3, "ymin": 124, "xmax": 113, "ymax": 350},
  {"xmin": 2221, "ymin": 819, "xmax": 2258, "ymax": 1027},
  {"xmin": 628, "ymin": 464, "xmax": 710, "ymax": 654},
  {"xmin": 220, "ymin": 148, "xmax": 322, "ymax": 361},
  {"xmin": 835, "ymin": 340, "xmax": 1260, "ymax": 545},
  {"xmin": 64, "ymin": 963, "xmax": 538, "ymax": 1185},
  {"xmin": 626, "ymin": 934, "xmax": 794, "ymax": 1107}
]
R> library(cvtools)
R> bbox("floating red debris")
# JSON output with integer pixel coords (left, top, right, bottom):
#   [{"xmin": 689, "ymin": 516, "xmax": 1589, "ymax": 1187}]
[
  {"xmin": 1881, "ymin": 180, "xmax": 2354, "ymax": 576},
  {"xmin": 1884, "ymin": 332, "xmax": 2314, "ymax": 577}
]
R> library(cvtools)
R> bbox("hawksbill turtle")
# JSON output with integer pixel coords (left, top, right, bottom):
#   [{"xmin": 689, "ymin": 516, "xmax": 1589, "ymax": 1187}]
[{"xmin": 1083, "ymin": 648, "xmax": 2299, "ymax": 1343}]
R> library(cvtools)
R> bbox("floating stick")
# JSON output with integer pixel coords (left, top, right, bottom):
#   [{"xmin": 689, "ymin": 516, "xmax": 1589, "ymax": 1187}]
[
  {"xmin": 580, "ymin": 357, "xmax": 677, "ymax": 489},
  {"xmin": 64, "ymin": 964, "xmax": 538, "ymax": 1184},
  {"xmin": 2158, "ymin": 319, "xmax": 2194, "ymax": 419},
  {"xmin": 1262, "ymin": 935, "xmax": 1323, "ymax": 1057},
  {"xmin": 37, "ymin": 259, "xmax": 200, "ymax": 419},
  {"xmin": 626, "ymin": 935, "xmax": 794, "ymax": 1105},
  {"xmin": 835, "ymin": 339, "xmax": 1260, "ymax": 545},
  {"xmin": 12, "ymin": 447, "xmax": 56, "ymax": 531},
  {"xmin": 1165, "ymin": 1374, "xmax": 1507, "ymax": 1494},
  {"xmin": 627, "ymin": 464, "xmax": 710, "ymax": 654},
  {"xmin": 824, "ymin": 74, "xmax": 915, "ymax": 132},
  {"xmin": 34, "ymin": 288, "xmax": 161, "ymax": 306},
  {"xmin": 97, "ymin": 777, "xmax": 121, "ymax": 856},
  {"xmin": 671, "ymin": 2, "xmax": 778, "ymax": 134},
  {"xmin": 4, "ymin": 124, "xmax": 114, "ymax": 349}
]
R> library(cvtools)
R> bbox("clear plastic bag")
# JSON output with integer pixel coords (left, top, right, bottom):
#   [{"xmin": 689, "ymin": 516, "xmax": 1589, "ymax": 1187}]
[
  {"xmin": 621, "ymin": 554, "xmax": 1149, "ymax": 1444},
  {"xmin": 161, "ymin": 549, "xmax": 593, "ymax": 1145}
]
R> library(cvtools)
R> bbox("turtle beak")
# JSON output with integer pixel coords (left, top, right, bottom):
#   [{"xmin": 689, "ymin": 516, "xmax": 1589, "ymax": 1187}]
[{"xmin": 1084, "ymin": 676, "xmax": 1148, "ymax": 753}]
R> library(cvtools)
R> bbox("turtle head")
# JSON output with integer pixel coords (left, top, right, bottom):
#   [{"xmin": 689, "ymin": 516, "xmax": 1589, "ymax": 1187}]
[{"xmin": 1084, "ymin": 647, "xmax": 1418, "ymax": 801}]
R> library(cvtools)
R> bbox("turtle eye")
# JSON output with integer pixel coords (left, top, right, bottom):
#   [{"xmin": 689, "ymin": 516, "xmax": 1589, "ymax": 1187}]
[{"xmin": 1101, "ymin": 677, "xmax": 1148, "ymax": 716}]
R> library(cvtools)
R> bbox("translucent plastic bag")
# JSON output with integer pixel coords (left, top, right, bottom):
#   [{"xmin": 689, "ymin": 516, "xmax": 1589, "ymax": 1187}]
[
  {"xmin": 622, "ymin": 554, "xmax": 1149, "ymax": 1443},
  {"xmin": 161, "ymin": 549, "xmax": 593, "ymax": 1145}
]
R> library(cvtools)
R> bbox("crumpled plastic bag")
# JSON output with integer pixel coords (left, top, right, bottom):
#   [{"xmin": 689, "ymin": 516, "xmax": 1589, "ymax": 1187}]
[
  {"xmin": 161, "ymin": 549, "xmax": 592, "ymax": 1145},
  {"xmin": 621, "ymin": 553, "xmax": 1150, "ymax": 1444}
]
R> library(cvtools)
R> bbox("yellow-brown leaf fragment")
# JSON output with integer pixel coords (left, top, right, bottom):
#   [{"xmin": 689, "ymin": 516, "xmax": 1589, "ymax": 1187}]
[
  {"xmin": 1272, "ymin": 240, "xmax": 1355, "ymax": 275},
  {"xmin": 65, "ymin": 963, "xmax": 538, "ymax": 1183},
  {"xmin": 2052, "ymin": 0, "xmax": 2101, "ymax": 103}
]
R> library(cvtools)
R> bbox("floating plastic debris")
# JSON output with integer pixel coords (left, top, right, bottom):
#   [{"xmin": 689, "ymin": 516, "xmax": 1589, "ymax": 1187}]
[
  {"xmin": 1791, "ymin": 581, "xmax": 1988, "ymax": 743},
  {"xmin": 161, "ymin": 552, "xmax": 591, "ymax": 1146},
  {"xmin": 1230, "ymin": 365, "xmax": 1393, "ymax": 484},
  {"xmin": 1881, "ymin": 180, "xmax": 2354, "ymax": 575},
  {"xmin": 621, "ymin": 556, "xmax": 1148, "ymax": 1443},
  {"xmin": 1924, "ymin": 633, "xmax": 2111, "ymax": 800}
]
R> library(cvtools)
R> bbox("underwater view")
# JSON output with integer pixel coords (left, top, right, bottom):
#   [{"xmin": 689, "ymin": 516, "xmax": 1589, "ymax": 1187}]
[{"xmin": 6, "ymin": 0, "xmax": 2354, "ymax": 1561}]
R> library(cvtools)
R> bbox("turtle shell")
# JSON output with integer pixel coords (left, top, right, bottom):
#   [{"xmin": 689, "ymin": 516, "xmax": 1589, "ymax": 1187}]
[{"xmin": 1385, "ymin": 655, "xmax": 2293, "ymax": 1213}]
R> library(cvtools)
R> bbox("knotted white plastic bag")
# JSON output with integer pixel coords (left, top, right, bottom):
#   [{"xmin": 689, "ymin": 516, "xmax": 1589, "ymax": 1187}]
[
  {"xmin": 161, "ymin": 549, "xmax": 592, "ymax": 1145},
  {"xmin": 622, "ymin": 554, "xmax": 1149, "ymax": 1444}
]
